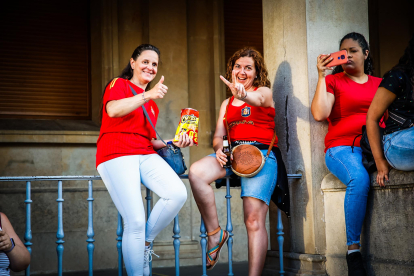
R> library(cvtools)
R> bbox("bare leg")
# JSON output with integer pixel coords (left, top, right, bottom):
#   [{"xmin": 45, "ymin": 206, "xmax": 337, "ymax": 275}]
[
  {"xmin": 243, "ymin": 197, "xmax": 269, "ymax": 276},
  {"xmin": 189, "ymin": 156, "xmax": 226, "ymax": 264}
]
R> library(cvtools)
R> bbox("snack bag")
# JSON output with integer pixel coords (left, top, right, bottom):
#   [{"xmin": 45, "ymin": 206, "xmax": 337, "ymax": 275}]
[{"xmin": 173, "ymin": 108, "xmax": 199, "ymax": 145}]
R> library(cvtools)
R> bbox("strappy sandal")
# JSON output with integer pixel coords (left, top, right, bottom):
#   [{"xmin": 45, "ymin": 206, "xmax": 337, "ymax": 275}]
[{"xmin": 206, "ymin": 226, "xmax": 229, "ymax": 270}]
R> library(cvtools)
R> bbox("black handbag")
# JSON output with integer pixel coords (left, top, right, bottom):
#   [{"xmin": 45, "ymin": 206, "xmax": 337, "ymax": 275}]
[
  {"xmin": 129, "ymin": 85, "xmax": 187, "ymax": 175},
  {"xmin": 354, "ymin": 111, "xmax": 412, "ymax": 173},
  {"xmin": 358, "ymin": 125, "xmax": 384, "ymax": 174}
]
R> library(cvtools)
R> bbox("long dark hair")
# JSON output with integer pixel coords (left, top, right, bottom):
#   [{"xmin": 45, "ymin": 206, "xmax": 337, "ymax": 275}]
[
  {"xmin": 391, "ymin": 33, "xmax": 414, "ymax": 91},
  {"xmin": 332, "ymin": 32, "xmax": 374, "ymax": 75},
  {"xmin": 100, "ymin": 44, "xmax": 160, "ymax": 121}
]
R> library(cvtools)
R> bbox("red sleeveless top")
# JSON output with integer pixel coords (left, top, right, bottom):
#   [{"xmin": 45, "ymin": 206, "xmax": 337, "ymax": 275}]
[{"xmin": 225, "ymin": 95, "xmax": 278, "ymax": 146}]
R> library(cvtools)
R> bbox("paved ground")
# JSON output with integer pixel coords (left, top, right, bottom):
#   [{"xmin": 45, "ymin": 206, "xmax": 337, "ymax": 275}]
[{"xmin": 47, "ymin": 262, "xmax": 249, "ymax": 276}]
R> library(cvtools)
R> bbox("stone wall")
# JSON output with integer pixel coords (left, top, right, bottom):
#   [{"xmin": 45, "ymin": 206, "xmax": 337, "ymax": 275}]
[{"xmin": 322, "ymin": 170, "xmax": 414, "ymax": 276}]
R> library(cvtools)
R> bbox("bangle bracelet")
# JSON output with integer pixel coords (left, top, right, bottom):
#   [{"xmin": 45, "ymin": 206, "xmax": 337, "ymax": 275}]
[
  {"xmin": 142, "ymin": 92, "xmax": 148, "ymax": 103},
  {"xmin": 240, "ymin": 91, "xmax": 248, "ymax": 100},
  {"xmin": 4, "ymin": 238, "xmax": 15, "ymax": 253}
]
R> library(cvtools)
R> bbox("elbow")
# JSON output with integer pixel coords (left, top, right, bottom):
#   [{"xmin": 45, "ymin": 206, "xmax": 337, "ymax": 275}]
[
  {"xmin": 311, "ymin": 107, "xmax": 327, "ymax": 122},
  {"xmin": 10, "ymin": 255, "xmax": 31, "ymax": 272},
  {"xmin": 106, "ymin": 109, "xmax": 118, "ymax": 118},
  {"xmin": 312, "ymin": 112, "xmax": 327, "ymax": 122}
]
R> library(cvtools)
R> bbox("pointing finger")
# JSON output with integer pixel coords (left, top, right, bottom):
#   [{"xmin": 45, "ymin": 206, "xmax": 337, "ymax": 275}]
[
  {"xmin": 232, "ymin": 70, "xmax": 238, "ymax": 85},
  {"xmin": 220, "ymin": 75, "xmax": 232, "ymax": 86}
]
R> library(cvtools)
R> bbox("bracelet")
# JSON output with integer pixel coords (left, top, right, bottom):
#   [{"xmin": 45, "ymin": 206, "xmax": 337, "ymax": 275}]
[
  {"xmin": 4, "ymin": 238, "xmax": 15, "ymax": 253},
  {"xmin": 142, "ymin": 92, "xmax": 148, "ymax": 103},
  {"xmin": 240, "ymin": 91, "xmax": 248, "ymax": 100}
]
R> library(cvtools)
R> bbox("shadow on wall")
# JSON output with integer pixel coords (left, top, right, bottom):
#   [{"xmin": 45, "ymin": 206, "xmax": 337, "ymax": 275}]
[{"xmin": 271, "ymin": 61, "xmax": 310, "ymax": 253}]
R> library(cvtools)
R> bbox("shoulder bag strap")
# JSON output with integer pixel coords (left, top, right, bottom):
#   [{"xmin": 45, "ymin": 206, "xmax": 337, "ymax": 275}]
[
  {"xmin": 225, "ymin": 96, "xmax": 277, "ymax": 158},
  {"xmin": 388, "ymin": 110, "xmax": 413, "ymax": 127},
  {"xmin": 129, "ymin": 85, "xmax": 167, "ymax": 146}
]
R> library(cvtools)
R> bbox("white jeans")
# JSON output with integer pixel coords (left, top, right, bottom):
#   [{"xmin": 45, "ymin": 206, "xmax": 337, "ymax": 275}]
[{"xmin": 97, "ymin": 154, "xmax": 187, "ymax": 276}]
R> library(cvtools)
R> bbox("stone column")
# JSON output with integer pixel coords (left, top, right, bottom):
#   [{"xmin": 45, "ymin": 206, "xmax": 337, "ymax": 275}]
[{"xmin": 263, "ymin": 0, "xmax": 369, "ymax": 274}]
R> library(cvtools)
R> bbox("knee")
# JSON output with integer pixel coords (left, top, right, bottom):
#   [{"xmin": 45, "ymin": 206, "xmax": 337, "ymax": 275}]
[
  {"xmin": 124, "ymin": 216, "xmax": 145, "ymax": 233},
  {"xmin": 350, "ymin": 171, "xmax": 370, "ymax": 194},
  {"xmin": 244, "ymin": 214, "xmax": 262, "ymax": 232},
  {"xmin": 189, "ymin": 161, "xmax": 204, "ymax": 185},
  {"xmin": 170, "ymin": 182, "xmax": 188, "ymax": 206},
  {"xmin": 175, "ymin": 187, "xmax": 188, "ymax": 206}
]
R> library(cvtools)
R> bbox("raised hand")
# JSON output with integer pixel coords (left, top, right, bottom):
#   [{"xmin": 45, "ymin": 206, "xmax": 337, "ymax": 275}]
[
  {"xmin": 220, "ymin": 72, "xmax": 247, "ymax": 100},
  {"xmin": 147, "ymin": 75, "xmax": 168, "ymax": 100},
  {"xmin": 317, "ymin": 54, "xmax": 334, "ymax": 78}
]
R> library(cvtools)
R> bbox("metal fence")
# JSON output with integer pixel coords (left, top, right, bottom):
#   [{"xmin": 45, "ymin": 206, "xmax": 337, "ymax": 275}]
[{"xmin": 0, "ymin": 174, "xmax": 301, "ymax": 276}]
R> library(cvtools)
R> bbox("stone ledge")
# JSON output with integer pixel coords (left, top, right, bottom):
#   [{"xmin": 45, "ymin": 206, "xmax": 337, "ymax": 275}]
[
  {"xmin": 0, "ymin": 130, "xmax": 99, "ymax": 144},
  {"xmin": 321, "ymin": 170, "xmax": 414, "ymax": 191},
  {"xmin": 264, "ymin": 251, "xmax": 326, "ymax": 276}
]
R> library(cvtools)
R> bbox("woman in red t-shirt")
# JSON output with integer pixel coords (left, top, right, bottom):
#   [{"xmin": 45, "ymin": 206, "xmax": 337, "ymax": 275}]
[
  {"xmin": 189, "ymin": 48, "xmax": 287, "ymax": 275},
  {"xmin": 96, "ymin": 44, "xmax": 193, "ymax": 276},
  {"xmin": 311, "ymin": 33, "xmax": 381, "ymax": 276}
]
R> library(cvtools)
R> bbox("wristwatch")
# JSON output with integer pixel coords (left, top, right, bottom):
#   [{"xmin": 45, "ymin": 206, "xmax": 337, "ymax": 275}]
[{"xmin": 4, "ymin": 238, "xmax": 15, "ymax": 253}]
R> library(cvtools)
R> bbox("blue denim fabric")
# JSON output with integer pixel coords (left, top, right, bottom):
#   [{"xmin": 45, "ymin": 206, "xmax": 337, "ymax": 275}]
[
  {"xmin": 383, "ymin": 127, "xmax": 414, "ymax": 171},
  {"xmin": 209, "ymin": 149, "xmax": 278, "ymax": 205},
  {"xmin": 325, "ymin": 146, "xmax": 370, "ymax": 246}
]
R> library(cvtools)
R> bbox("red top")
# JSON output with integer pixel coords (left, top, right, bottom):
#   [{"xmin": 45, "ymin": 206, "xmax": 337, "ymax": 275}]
[
  {"xmin": 226, "ymin": 96, "xmax": 278, "ymax": 146},
  {"xmin": 96, "ymin": 78, "xmax": 159, "ymax": 167},
  {"xmin": 324, "ymin": 72, "xmax": 382, "ymax": 152}
]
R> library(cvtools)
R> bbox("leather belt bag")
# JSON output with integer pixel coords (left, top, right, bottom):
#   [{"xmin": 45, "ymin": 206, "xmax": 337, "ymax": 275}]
[{"xmin": 224, "ymin": 98, "xmax": 276, "ymax": 177}]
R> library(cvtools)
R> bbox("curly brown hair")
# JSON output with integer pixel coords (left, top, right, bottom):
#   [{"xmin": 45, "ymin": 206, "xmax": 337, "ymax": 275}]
[{"xmin": 225, "ymin": 47, "xmax": 271, "ymax": 89}]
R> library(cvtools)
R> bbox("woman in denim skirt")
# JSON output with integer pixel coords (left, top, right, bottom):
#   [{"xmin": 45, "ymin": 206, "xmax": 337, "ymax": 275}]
[{"xmin": 188, "ymin": 47, "xmax": 284, "ymax": 276}]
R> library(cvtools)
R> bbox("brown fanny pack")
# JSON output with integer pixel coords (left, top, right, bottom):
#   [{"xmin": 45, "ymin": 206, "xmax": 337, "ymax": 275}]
[{"xmin": 224, "ymin": 97, "xmax": 276, "ymax": 177}]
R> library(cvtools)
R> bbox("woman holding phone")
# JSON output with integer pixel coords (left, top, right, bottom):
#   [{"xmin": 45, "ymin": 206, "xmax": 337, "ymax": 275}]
[
  {"xmin": 96, "ymin": 44, "xmax": 193, "ymax": 276},
  {"xmin": 311, "ymin": 32, "xmax": 382, "ymax": 276}
]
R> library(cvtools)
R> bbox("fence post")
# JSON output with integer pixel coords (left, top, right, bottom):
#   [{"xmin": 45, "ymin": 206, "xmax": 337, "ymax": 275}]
[
  {"xmin": 225, "ymin": 178, "xmax": 234, "ymax": 276},
  {"xmin": 117, "ymin": 213, "xmax": 123, "ymax": 276},
  {"xmin": 145, "ymin": 188, "xmax": 152, "ymax": 275},
  {"xmin": 200, "ymin": 218, "xmax": 207, "ymax": 276},
  {"xmin": 86, "ymin": 180, "xmax": 95, "ymax": 276},
  {"xmin": 24, "ymin": 181, "xmax": 32, "ymax": 276},
  {"xmin": 56, "ymin": 180, "xmax": 64, "ymax": 276},
  {"xmin": 173, "ymin": 215, "xmax": 181, "ymax": 276},
  {"xmin": 277, "ymin": 208, "xmax": 285, "ymax": 276}
]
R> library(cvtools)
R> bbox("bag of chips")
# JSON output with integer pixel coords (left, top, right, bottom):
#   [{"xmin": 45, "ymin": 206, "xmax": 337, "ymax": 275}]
[{"xmin": 173, "ymin": 108, "xmax": 199, "ymax": 145}]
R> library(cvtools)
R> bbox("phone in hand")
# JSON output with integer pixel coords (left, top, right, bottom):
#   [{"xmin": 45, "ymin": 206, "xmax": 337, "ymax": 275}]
[{"xmin": 324, "ymin": 50, "xmax": 348, "ymax": 67}]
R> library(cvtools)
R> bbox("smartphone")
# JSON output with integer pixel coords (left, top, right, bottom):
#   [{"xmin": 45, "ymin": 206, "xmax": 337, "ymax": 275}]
[{"xmin": 324, "ymin": 50, "xmax": 348, "ymax": 67}]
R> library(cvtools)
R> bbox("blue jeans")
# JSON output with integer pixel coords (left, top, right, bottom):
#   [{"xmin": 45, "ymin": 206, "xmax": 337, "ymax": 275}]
[
  {"xmin": 325, "ymin": 146, "xmax": 370, "ymax": 246},
  {"xmin": 383, "ymin": 127, "xmax": 414, "ymax": 171}
]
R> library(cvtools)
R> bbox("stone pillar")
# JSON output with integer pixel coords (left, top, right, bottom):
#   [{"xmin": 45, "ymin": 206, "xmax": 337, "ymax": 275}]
[{"xmin": 263, "ymin": 0, "xmax": 369, "ymax": 274}]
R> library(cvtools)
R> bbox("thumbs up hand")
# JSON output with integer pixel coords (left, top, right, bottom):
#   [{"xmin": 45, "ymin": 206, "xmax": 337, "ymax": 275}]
[{"xmin": 147, "ymin": 76, "xmax": 168, "ymax": 100}]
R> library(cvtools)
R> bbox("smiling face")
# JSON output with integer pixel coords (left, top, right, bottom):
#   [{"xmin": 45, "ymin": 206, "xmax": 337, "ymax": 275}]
[
  {"xmin": 232, "ymin": 57, "xmax": 257, "ymax": 89},
  {"xmin": 340, "ymin": 38, "xmax": 368, "ymax": 74},
  {"xmin": 131, "ymin": 50, "xmax": 159, "ymax": 85}
]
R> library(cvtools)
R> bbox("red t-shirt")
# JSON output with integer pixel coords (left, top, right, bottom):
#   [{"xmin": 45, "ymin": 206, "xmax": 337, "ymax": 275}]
[
  {"xmin": 96, "ymin": 78, "xmax": 159, "ymax": 167},
  {"xmin": 226, "ymin": 96, "xmax": 278, "ymax": 146},
  {"xmin": 324, "ymin": 72, "xmax": 382, "ymax": 152}
]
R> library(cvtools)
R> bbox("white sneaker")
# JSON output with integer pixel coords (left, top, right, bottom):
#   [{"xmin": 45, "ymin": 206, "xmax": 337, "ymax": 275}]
[{"xmin": 143, "ymin": 248, "xmax": 159, "ymax": 276}]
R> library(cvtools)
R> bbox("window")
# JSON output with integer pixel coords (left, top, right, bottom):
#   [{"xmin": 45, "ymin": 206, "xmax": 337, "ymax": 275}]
[{"xmin": 0, "ymin": 0, "xmax": 90, "ymax": 119}]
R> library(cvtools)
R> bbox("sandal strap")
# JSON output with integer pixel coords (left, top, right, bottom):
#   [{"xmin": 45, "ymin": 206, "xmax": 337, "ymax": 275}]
[{"xmin": 207, "ymin": 226, "xmax": 221, "ymax": 236}]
